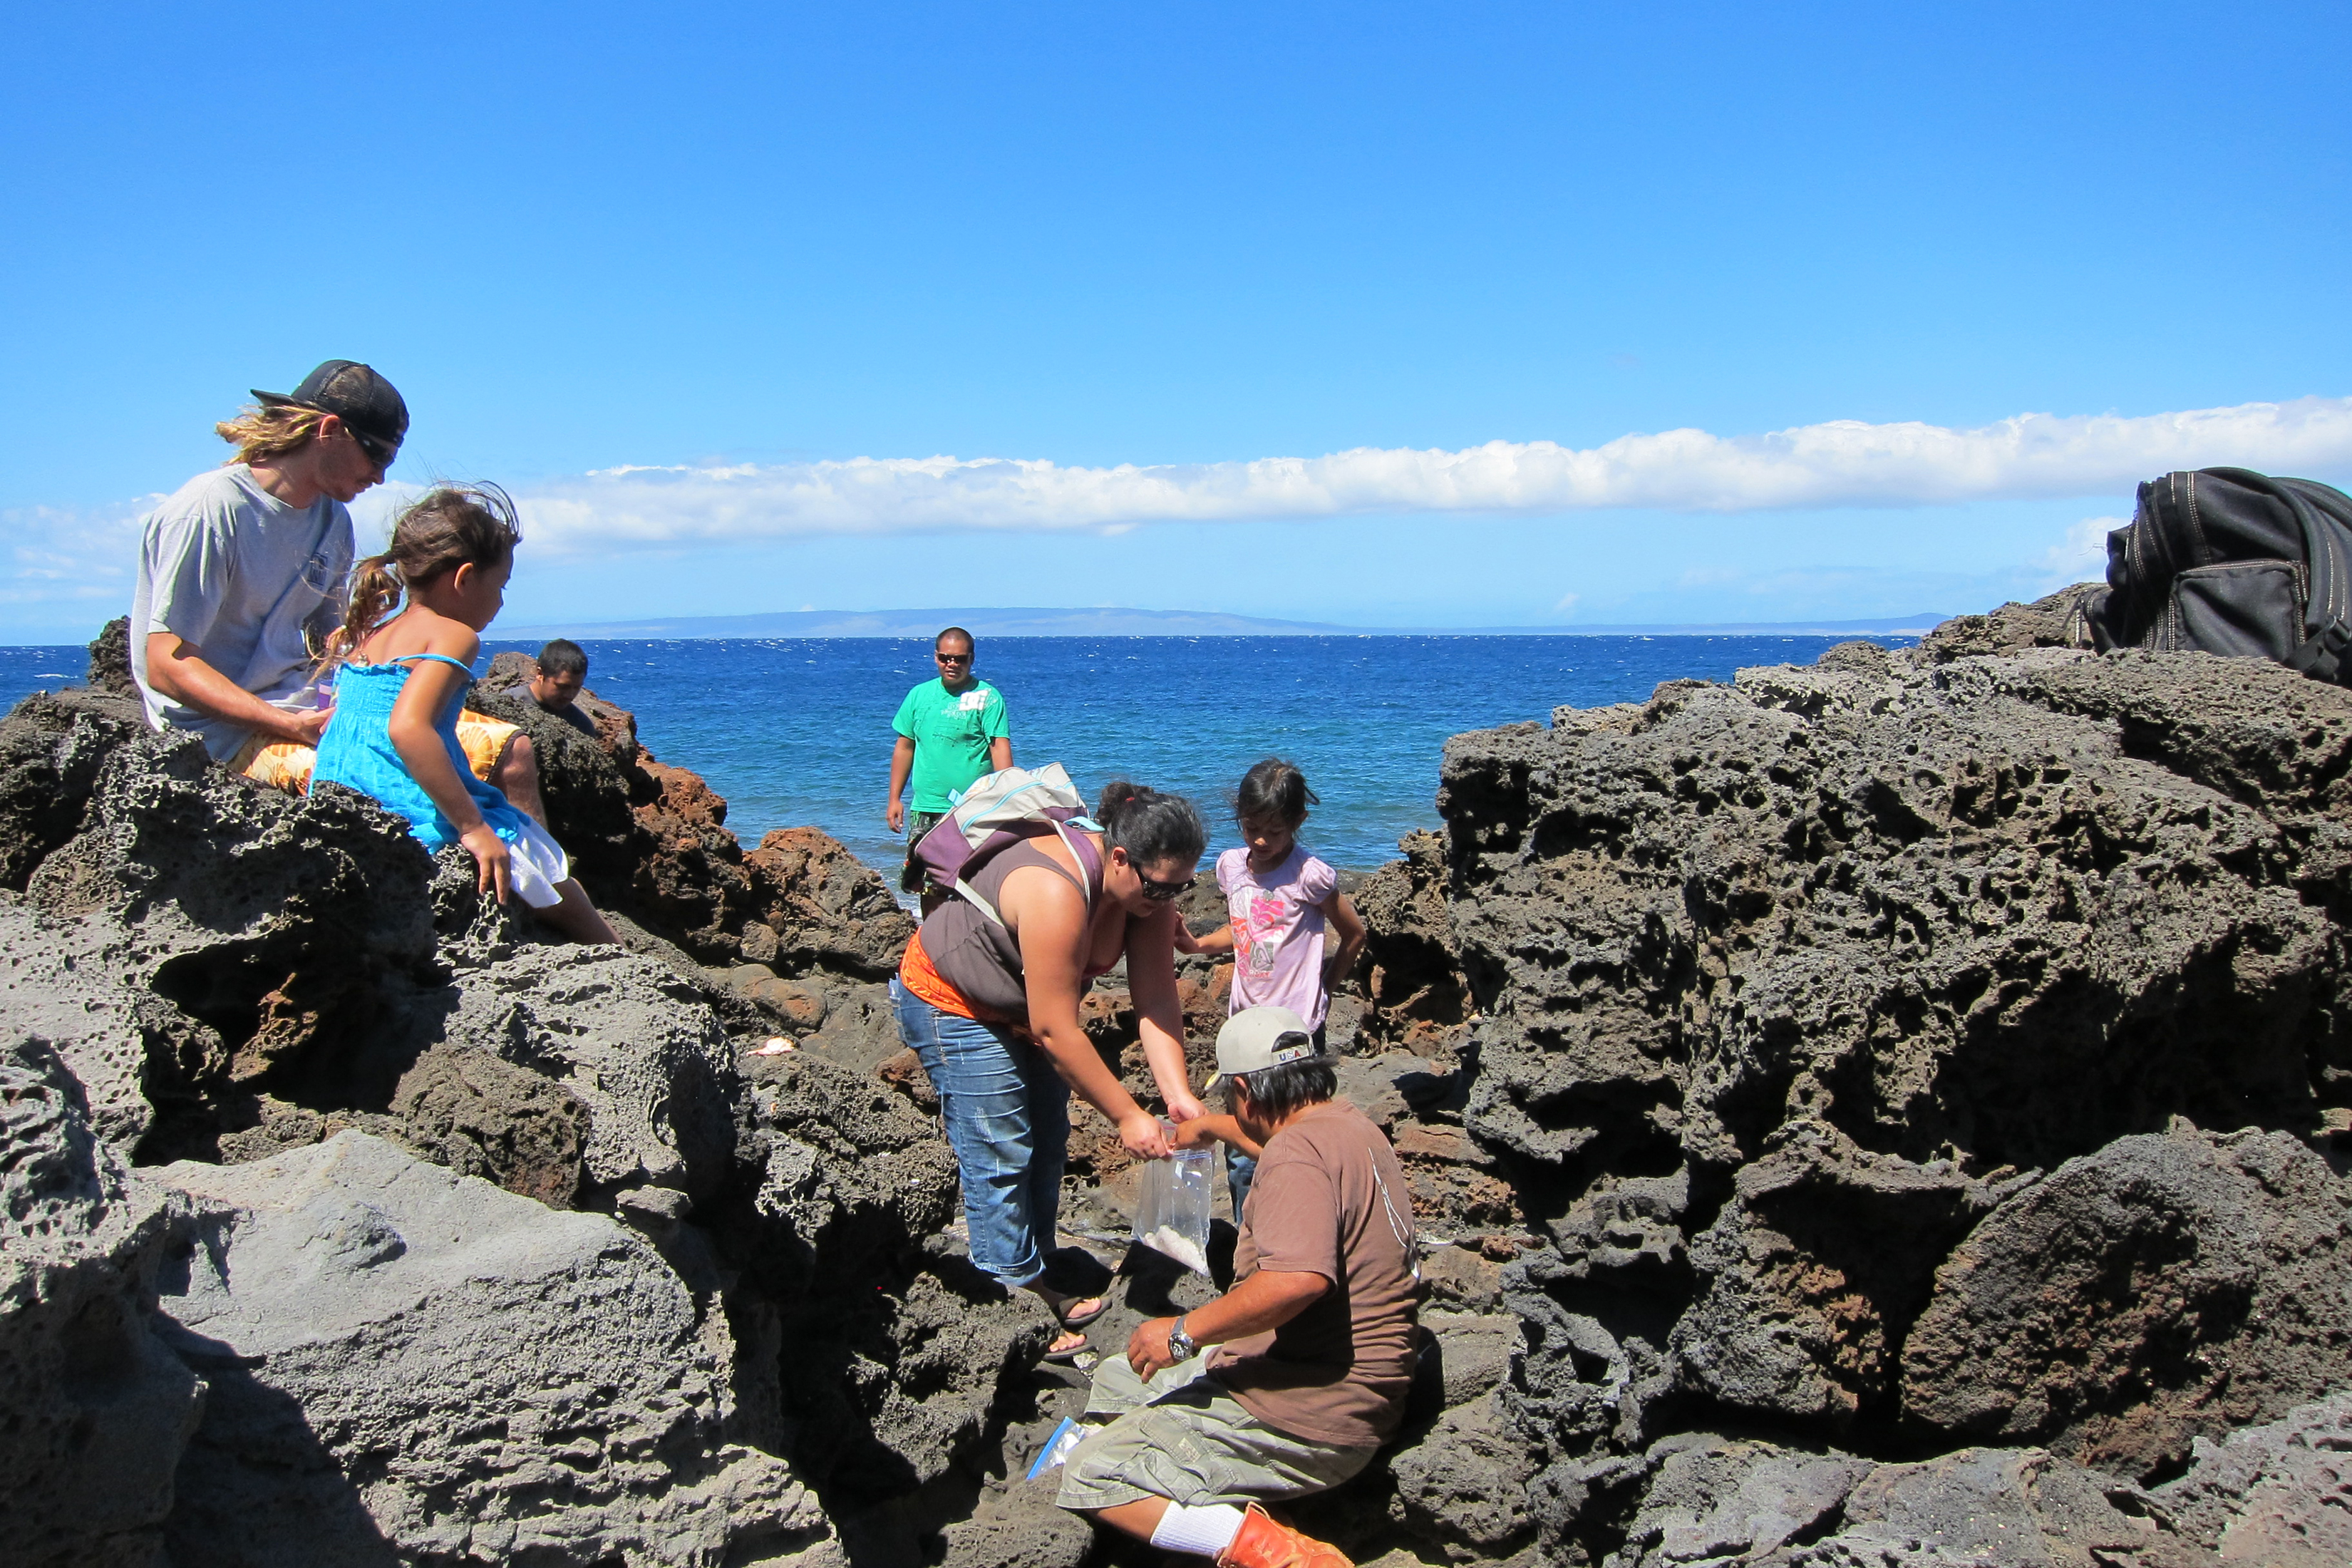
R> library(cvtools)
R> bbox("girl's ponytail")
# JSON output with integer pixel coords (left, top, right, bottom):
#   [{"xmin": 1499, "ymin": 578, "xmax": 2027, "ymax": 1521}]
[{"xmin": 333, "ymin": 553, "xmax": 403, "ymax": 664}]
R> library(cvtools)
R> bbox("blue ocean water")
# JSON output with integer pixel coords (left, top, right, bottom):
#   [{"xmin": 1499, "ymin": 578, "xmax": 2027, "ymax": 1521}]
[{"xmin": 0, "ymin": 634, "xmax": 1912, "ymax": 872}]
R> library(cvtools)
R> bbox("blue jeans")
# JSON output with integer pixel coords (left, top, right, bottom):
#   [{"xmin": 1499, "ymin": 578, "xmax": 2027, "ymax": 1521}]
[
  {"xmin": 891, "ymin": 977, "xmax": 1068, "ymax": 1288},
  {"xmin": 1226, "ymin": 1148, "xmax": 1257, "ymax": 1221}
]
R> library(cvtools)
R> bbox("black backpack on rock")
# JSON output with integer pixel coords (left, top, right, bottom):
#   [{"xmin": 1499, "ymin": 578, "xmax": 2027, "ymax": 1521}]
[{"xmin": 2083, "ymin": 468, "xmax": 2352, "ymax": 683}]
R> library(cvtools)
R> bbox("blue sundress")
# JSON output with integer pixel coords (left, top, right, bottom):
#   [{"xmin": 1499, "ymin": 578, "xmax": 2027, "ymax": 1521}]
[{"xmin": 314, "ymin": 653, "xmax": 571, "ymax": 908}]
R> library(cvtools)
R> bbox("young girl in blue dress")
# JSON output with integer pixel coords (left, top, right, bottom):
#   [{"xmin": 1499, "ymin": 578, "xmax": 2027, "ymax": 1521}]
[{"xmin": 314, "ymin": 485, "xmax": 617, "ymax": 944}]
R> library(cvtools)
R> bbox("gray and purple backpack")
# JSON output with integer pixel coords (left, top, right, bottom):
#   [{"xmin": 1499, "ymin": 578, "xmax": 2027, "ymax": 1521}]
[{"xmin": 912, "ymin": 763, "xmax": 1103, "ymax": 927}]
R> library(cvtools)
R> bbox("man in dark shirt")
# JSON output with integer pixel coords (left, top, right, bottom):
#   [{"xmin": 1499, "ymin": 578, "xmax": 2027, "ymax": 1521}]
[
  {"xmin": 529, "ymin": 639, "xmax": 597, "ymax": 736},
  {"xmin": 1053, "ymin": 1007, "xmax": 1420, "ymax": 1568}
]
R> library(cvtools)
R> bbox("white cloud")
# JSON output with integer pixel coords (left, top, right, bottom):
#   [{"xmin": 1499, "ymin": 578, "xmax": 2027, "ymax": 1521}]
[
  {"xmin": 0, "ymin": 500, "xmax": 155, "ymax": 611},
  {"xmin": 2040, "ymin": 515, "xmax": 2125, "ymax": 586},
  {"xmin": 501, "ymin": 395, "xmax": 2352, "ymax": 554},
  {"xmin": 11, "ymin": 397, "xmax": 2349, "ymax": 636}
]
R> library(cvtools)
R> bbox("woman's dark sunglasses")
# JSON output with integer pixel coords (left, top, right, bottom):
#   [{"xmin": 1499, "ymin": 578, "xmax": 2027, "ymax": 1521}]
[{"xmin": 1139, "ymin": 872, "xmax": 1196, "ymax": 902}]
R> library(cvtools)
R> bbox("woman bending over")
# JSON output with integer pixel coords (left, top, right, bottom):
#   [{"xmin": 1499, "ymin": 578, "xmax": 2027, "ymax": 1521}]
[{"xmin": 894, "ymin": 781, "xmax": 1206, "ymax": 1358}]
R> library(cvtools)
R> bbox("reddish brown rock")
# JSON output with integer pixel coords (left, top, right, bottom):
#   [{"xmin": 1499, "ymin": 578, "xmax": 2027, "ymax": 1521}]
[
  {"xmin": 641, "ymin": 758, "xmax": 729, "ymax": 828},
  {"xmin": 742, "ymin": 827, "xmax": 914, "ymax": 979}
]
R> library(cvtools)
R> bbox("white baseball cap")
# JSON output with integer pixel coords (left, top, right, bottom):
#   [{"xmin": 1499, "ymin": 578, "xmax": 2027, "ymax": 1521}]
[{"xmin": 1205, "ymin": 1005, "xmax": 1317, "ymax": 1090}]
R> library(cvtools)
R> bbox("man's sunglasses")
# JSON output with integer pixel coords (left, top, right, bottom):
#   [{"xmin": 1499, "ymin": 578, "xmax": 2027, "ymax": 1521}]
[
  {"xmin": 1138, "ymin": 871, "xmax": 1196, "ymax": 902},
  {"xmin": 935, "ymin": 651, "xmax": 972, "ymax": 664},
  {"xmin": 349, "ymin": 426, "xmax": 399, "ymax": 473}
]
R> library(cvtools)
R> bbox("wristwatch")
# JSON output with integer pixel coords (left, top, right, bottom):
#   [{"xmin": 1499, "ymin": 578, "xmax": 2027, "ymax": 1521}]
[{"xmin": 1166, "ymin": 1314, "xmax": 1197, "ymax": 1361}]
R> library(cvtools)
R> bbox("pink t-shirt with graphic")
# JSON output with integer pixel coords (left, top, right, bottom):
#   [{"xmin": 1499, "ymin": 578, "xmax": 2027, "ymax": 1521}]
[{"xmin": 1215, "ymin": 845, "xmax": 1339, "ymax": 1030}]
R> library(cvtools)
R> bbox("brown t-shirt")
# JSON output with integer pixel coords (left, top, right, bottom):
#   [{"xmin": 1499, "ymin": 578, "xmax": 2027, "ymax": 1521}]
[{"xmin": 1211, "ymin": 1099, "xmax": 1421, "ymax": 1447}]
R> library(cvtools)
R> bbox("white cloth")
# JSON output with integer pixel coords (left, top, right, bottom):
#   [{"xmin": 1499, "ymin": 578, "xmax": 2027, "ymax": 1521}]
[
  {"xmin": 504, "ymin": 813, "xmax": 572, "ymax": 910},
  {"xmin": 129, "ymin": 465, "xmax": 352, "ymax": 760}
]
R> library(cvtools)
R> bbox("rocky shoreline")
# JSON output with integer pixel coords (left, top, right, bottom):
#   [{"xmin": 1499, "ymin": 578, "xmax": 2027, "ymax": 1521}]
[{"xmin": 8, "ymin": 597, "xmax": 2352, "ymax": 1567}]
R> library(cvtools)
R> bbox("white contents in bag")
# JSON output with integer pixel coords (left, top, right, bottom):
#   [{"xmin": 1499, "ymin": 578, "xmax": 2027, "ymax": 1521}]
[
  {"xmin": 1143, "ymin": 1224, "xmax": 1210, "ymax": 1275},
  {"xmin": 1135, "ymin": 1135, "xmax": 1214, "ymax": 1275}
]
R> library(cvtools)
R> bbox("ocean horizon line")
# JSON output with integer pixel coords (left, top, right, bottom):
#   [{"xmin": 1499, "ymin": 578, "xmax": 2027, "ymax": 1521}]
[{"xmin": 490, "ymin": 603, "xmax": 1956, "ymax": 642}]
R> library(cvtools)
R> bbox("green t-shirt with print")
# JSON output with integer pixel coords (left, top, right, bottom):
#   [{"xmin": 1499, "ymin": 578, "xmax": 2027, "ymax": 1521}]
[{"xmin": 892, "ymin": 676, "xmax": 1011, "ymax": 812}]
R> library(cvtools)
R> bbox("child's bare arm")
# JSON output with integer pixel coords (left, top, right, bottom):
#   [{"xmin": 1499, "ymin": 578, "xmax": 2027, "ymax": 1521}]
[
  {"xmin": 1187, "ymin": 922, "xmax": 1237, "ymax": 957},
  {"xmin": 1174, "ymin": 1113, "xmax": 1264, "ymax": 1157},
  {"xmin": 386, "ymin": 632, "xmax": 511, "ymax": 901},
  {"xmin": 1321, "ymin": 890, "xmax": 1367, "ymax": 989}
]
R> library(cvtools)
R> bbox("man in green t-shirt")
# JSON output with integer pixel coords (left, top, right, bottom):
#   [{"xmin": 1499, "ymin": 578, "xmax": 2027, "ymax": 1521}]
[{"xmin": 886, "ymin": 626, "xmax": 1013, "ymax": 909}]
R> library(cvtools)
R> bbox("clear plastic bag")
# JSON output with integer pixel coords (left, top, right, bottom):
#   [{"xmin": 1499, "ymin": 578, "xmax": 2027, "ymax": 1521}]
[{"xmin": 1135, "ymin": 1138, "xmax": 1214, "ymax": 1275}]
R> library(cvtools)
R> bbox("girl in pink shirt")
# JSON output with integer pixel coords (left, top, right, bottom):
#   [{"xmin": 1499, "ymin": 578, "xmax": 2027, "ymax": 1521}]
[
  {"xmin": 1180, "ymin": 760, "xmax": 1367, "ymax": 1211},
  {"xmin": 1186, "ymin": 760, "xmax": 1367, "ymax": 1030}
]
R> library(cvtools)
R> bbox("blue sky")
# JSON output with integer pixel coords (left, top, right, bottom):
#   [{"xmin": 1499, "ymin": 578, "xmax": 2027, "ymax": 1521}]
[{"xmin": 4, "ymin": 2, "xmax": 2348, "ymax": 641}]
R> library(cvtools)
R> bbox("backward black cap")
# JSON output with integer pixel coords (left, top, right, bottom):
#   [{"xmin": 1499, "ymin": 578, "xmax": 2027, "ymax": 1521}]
[{"xmin": 251, "ymin": 360, "xmax": 408, "ymax": 447}]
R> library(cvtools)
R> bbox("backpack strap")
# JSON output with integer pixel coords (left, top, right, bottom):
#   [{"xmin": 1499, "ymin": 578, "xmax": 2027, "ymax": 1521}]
[
  {"xmin": 950, "ymin": 818, "xmax": 1103, "ymax": 932},
  {"xmin": 2289, "ymin": 623, "xmax": 2352, "ymax": 682}
]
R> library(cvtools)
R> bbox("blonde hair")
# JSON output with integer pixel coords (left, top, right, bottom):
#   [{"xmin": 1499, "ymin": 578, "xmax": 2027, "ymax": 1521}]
[
  {"xmin": 215, "ymin": 403, "xmax": 335, "ymax": 465},
  {"xmin": 334, "ymin": 486, "xmax": 522, "ymax": 661}
]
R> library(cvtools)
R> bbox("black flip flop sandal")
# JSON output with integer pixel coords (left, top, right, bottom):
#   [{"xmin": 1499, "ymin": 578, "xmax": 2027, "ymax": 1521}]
[{"xmin": 1036, "ymin": 1286, "xmax": 1109, "ymax": 1331}]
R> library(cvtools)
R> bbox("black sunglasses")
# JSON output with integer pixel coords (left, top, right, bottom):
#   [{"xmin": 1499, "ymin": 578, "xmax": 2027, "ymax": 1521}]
[
  {"xmin": 1138, "ymin": 871, "xmax": 1196, "ymax": 902},
  {"xmin": 936, "ymin": 650, "xmax": 971, "ymax": 664},
  {"xmin": 349, "ymin": 425, "xmax": 399, "ymax": 473}
]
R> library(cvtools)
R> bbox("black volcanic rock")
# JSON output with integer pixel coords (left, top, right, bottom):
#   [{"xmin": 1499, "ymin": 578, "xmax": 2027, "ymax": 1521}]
[
  {"xmin": 1433, "ymin": 627, "xmax": 2352, "ymax": 1553},
  {"xmin": 18, "ymin": 598, "xmax": 2352, "ymax": 1567}
]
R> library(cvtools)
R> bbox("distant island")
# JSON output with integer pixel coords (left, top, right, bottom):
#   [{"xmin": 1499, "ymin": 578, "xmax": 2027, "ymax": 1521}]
[{"xmin": 497, "ymin": 605, "xmax": 1951, "ymax": 640}]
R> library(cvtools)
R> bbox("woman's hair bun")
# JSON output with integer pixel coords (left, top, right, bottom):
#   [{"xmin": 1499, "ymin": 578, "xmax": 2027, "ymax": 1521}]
[{"xmin": 1095, "ymin": 780, "xmax": 1206, "ymax": 870}]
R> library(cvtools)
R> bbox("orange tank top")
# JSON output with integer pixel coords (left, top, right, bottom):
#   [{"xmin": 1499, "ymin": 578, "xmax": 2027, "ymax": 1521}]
[{"xmin": 899, "ymin": 927, "xmax": 994, "ymax": 1022}]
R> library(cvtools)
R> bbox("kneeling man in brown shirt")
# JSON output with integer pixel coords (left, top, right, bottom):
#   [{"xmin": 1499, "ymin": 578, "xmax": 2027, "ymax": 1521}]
[{"xmin": 1055, "ymin": 1006, "xmax": 1421, "ymax": 1568}]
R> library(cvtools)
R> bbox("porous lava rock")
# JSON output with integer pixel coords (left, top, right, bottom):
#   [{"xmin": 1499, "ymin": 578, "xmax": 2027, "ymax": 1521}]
[
  {"xmin": 0, "ymin": 716, "xmax": 444, "ymax": 1157},
  {"xmin": 1911, "ymin": 583, "xmax": 2102, "ymax": 663},
  {"xmin": 388, "ymin": 1043, "xmax": 589, "ymax": 1206},
  {"xmin": 938, "ymin": 1475, "xmax": 1095, "ymax": 1568},
  {"xmin": 1901, "ymin": 1125, "xmax": 2352, "ymax": 1476},
  {"xmin": 85, "ymin": 614, "xmax": 138, "ymax": 696},
  {"xmin": 738, "ymin": 1050, "xmax": 959, "ymax": 1284},
  {"xmin": 0, "ymin": 666, "xmax": 1018, "ymax": 1563},
  {"xmin": 0, "ymin": 687, "xmax": 149, "ymax": 889},
  {"xmin": 1590, "ymin": 1435, "xmax": 2219, "ymax": 1566},
  {"xmin": 0, "ymin": 900, "xmax": 227, "ymax": 1153},
  {"xmin": 1353, "ymin": 827, "xmax": 1473, "ymax": 1054},
  {"xmin": 31, "ymin": 593, "xmax": 2352, "ymax": 1567},
  {"xmin": 743, "ymin": 826, "xmax": 917, "ymax": 979},
  {"xmin": 158, "ymin": 1131, "xmax": 827, "ymax": 1568},
  {"xmin": 2147, "ymin": 1391, "xmax": 2352, "ymax": 1567},
  {"xmin": 433, "ymin": 943, "xmax": 748, "ymax": 1205},
  {"xmin": 732, "ymin": 1048, "xmax": 1047, "ymax": 1500},
  {"xmin": 1601, "ymin": 1435, "xmax": 1870, "ymax": 1566},
  {"xmin": 0, "ymin": 1034, "xmax": 204, "ymax": 1568},
  {"xmin": 1436, "ymin": 619, "xmax": 2352, "ymax": 1552},
  {"xmin": 1778, "ymin": 1445, "xmax": 2205, "ymax": 1566},
  {"xmin": 1671, "ymin": 1119, "xmax": 2018, "ymax": 1430}
]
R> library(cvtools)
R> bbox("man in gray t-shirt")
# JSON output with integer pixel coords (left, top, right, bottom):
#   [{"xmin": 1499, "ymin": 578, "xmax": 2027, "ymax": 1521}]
[{"xmin": 131, "ymin": 361, "xmax": 406, "ymax": 766}]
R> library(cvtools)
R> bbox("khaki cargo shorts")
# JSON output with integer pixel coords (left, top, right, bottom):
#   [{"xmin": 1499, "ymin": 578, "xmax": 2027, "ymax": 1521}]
[{"xmin": 1055, "ymin": 1353, "xmax": 1376, "ymax": 1512}]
